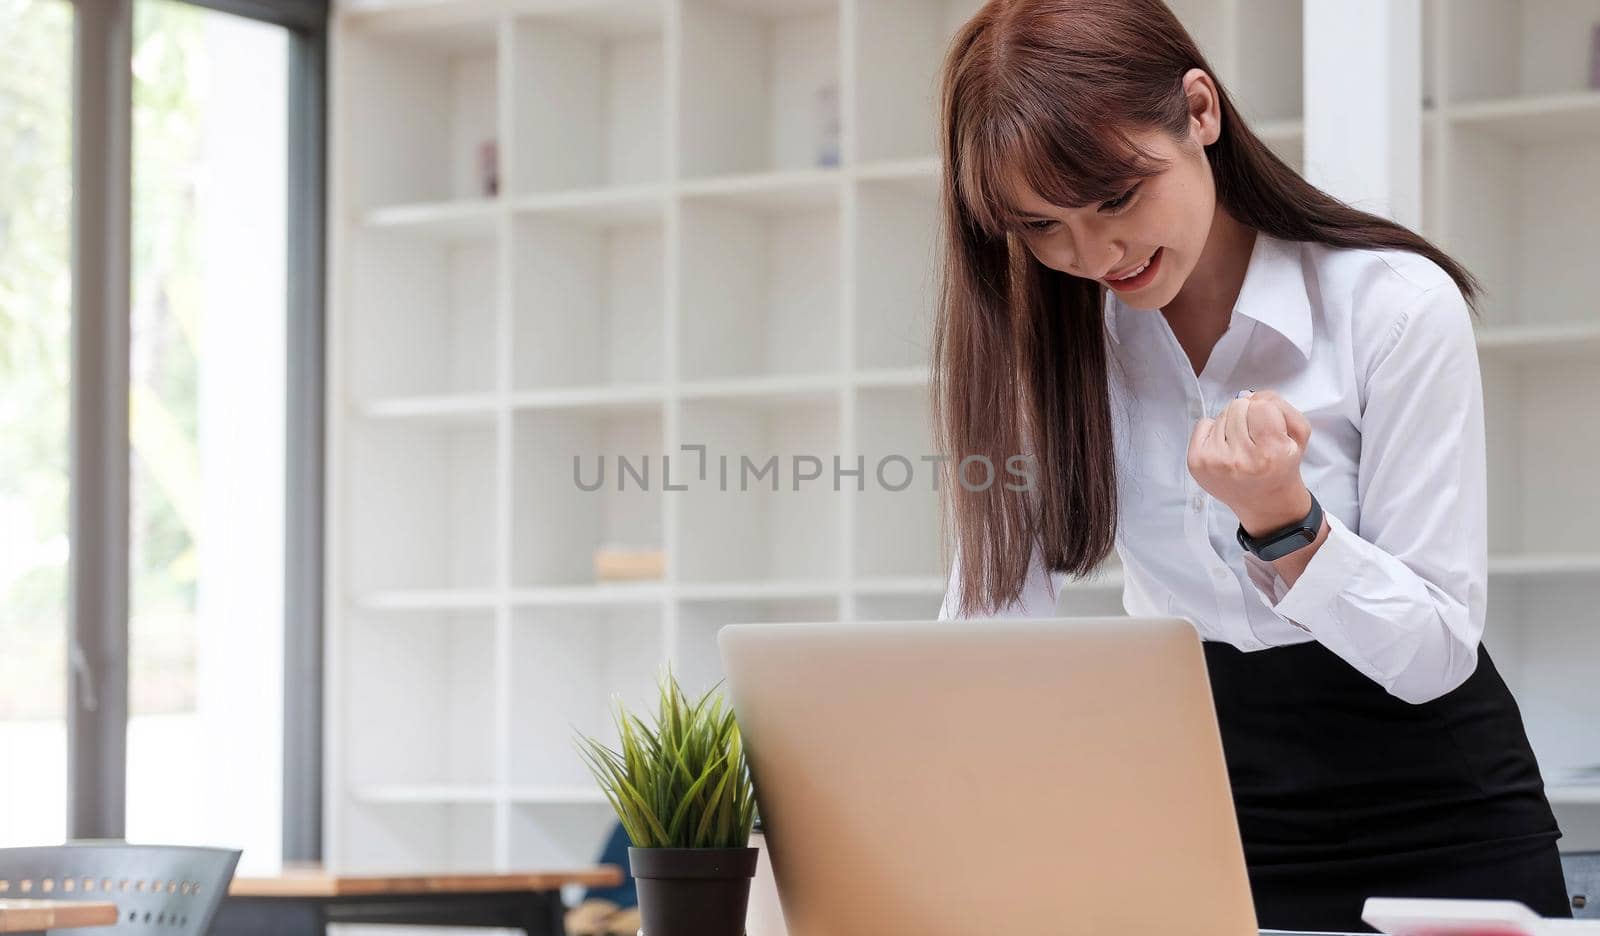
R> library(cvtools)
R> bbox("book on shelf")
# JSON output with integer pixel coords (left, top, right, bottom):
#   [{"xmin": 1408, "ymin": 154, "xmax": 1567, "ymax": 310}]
[{"xmin": 593, "ymin": 543, "xmax": 665, "ymax": 582}]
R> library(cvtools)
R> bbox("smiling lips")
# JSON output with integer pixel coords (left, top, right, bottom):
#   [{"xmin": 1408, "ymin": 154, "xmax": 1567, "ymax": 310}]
[{"xmin": 1105, "ymin": 246, "xmax": 1163, "ymax": 292}]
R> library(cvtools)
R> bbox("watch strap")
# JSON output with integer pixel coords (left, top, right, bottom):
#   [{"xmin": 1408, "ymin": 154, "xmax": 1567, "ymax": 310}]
[{"xmin": 1236, "ymin": 492, "xmax": 1323, "ymax": 561}]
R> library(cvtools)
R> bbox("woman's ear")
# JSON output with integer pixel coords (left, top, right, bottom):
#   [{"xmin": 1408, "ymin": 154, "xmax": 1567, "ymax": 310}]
[{"xmin": 1182, "ymin": 67, "xmax": 1223, "ymax": 147}]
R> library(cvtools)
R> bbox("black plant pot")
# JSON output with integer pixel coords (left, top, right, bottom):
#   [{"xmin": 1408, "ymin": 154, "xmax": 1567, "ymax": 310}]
[{"xmin": 628, "ymin": 846, "xmax": 759, "ymax": 936}]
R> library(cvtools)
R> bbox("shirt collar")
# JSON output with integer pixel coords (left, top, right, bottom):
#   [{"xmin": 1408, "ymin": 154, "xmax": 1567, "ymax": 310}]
[{"xmin": 1105, "ymin": 231, "xmax": 1313, "ymax": 361}]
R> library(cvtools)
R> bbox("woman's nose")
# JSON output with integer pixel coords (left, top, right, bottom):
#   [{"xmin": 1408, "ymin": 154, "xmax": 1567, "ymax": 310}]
[{"xmin": 1074, "ymin": 244, "xmax": 1122, "ymax": 281}]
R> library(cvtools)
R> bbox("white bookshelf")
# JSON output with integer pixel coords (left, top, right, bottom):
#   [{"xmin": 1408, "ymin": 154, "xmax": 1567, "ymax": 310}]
[
  {"xmin": 326, "ymin": 0, "xmax": 1600, "ymax": 891},
  {"xmin": 1422, "ymin": 0, "xmax": 1600, "ymax": 843}
]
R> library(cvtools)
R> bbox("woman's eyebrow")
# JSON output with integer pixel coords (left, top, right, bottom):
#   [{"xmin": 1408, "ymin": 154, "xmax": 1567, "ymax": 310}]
[{"xmin": 1004, "ymin": 176, "xmax": 1146, "ymax": 219}]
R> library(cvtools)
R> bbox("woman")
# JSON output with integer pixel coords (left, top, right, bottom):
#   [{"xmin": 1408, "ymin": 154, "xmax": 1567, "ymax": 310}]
[{"xmin": 930, "ymin": 0, "xmax": 1571, "ymax": 931}]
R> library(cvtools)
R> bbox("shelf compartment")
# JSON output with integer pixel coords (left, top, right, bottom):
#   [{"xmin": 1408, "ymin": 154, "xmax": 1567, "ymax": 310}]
[
  {"xmin": 345, "ymin": 419, "xmax": 497, "ymax": 593},
  {"xmin": 505, "ymin": 6, "xmax": 666, "ymax": 194},
  {"xmin": 343, "ymin": 613, "xmax": 497, "ymax": 791},
  {"xmin": 340, "ymin": 21, "xmax": 500, "ymax": 209},
  {"xmin": 510, "ymin": 803, "xmax": 621, "ymax": 878},
  {"xmin": 855, "ymin": 174, "xmax": 941, "ymax": 370},
  {"xmin": 345, "ymin": 229, "xmax": 498, "ymax": 400},
  {"xmin": 679, "ymin": 187, "xmax": 841, "ymax": 379},
  {"xmin": 512, "ymin": 406, "xmax": 665, "ymax": 587},
  {"xmin": 679, "ymin": 0, "xmax": 842, "ymax": 178},
  {"xmin": 1439, "ymin": 125, "xmax": 1600, "ymax": 326},
  {"xmin": 511, "ymin": 209, "xmax": 665, "ymax": 389},
  {"xmin": 1052, "ymin": 586, "xmax": 1128, "ymax": 617},
  {"xmin": 1483, "ymin": 362, "xmax": 1600, "ymax": 556},
  {"xmin": 853, "ymin": 386, "xmax": 941, "ymax": 579},
  {"xmin": 1444, "ymin": 0, "xmax": 1600, "ymax": 105},
  {"xmin": 854, "ymin": 592, "xmax": 943, "ymax": 622},
  {"xmin": 1165, "ymin": 0, "xmax": 1233, "ymax": 76},
  {"xmin": 1254, "ymin": 118, "xmax": 1304, "ymax": 173},
  {"xmin": 851, "ymin": 0, "xmax": 982, "ymax": 163},
  {"xmin": 1231, "ymin": 0, "xmax": 1303, "ymax": 124},
  {"xmin": 338, "ymin": 801, "xmax": 496, "ymax": 875},
  {"xmin": 508, "ymin": 606, "xmax": 665, "ymax": 790},
  {"xmin": 676, "ymin": 596, "xmax": 840, "ymax": 696},
  {"xmin": 676, "ymin": 397, "xmax": 842, "ymax": 583},
  {"xmin": 1503, "ymin": 581, "xmax": 1600, "ymax": 799}
]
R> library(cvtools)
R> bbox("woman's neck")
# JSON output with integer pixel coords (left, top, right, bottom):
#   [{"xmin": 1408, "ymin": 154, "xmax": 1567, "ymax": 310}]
[{"xmin": 1161, "ymin": 208, "xmax": 1257, "ymax": 377}]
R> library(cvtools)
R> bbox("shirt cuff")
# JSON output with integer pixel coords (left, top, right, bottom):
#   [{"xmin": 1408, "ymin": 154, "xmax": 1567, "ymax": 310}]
[{"xmin": 1241, "ymin": 510, "xmax": 1364, "ymax": 636}]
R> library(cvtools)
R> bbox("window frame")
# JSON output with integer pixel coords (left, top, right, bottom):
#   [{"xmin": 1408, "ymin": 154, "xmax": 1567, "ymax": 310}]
[{"xmin": 64, "ymin": 0, "xmax": 329, "ymax": 862}]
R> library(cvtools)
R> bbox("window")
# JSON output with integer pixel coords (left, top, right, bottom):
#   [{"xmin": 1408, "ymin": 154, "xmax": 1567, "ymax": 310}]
[
  {"xmin": 126, "ymin": 0, "xmax": 289, "ymax": 871},
  {"xmin": 0, "ymin": 0, "xmax": 74, "ymax": 848},
  {"xmin": 0, "ymin": 0, "xmax": 325, "ymax": 862}
]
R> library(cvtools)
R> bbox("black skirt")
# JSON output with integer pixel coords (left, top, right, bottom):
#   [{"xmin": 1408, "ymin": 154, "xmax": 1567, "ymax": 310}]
[{"xmin": 1202, "ymin": 638, "xmax": 1572, "ymax": 933}]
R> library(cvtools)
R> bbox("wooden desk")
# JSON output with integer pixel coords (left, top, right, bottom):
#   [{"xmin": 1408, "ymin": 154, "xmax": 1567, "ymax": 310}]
[
  {"xmin": 214, "ymin": 867, "xmax": 623, "ymax": 936},
  {"xmin": 0, "ymin": 899, "xmax": 118, "ymax": 934}
]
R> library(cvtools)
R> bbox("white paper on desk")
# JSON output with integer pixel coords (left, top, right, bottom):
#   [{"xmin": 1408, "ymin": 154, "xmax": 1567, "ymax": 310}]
[{"xmin": 1357, "ymin": 897, "xmax": 1600, "ymax": 935}]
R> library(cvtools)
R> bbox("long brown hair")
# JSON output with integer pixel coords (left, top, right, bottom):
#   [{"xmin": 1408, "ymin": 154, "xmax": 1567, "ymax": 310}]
[{"xmin": 933, "ymin": 0, "xmax": 1480, "ymax": 616}]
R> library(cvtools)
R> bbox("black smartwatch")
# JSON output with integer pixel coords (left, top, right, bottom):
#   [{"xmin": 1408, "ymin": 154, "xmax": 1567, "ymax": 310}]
[{"xmin": 1236, "ymin": 492, "xmax": 1324, "ymax": 561}]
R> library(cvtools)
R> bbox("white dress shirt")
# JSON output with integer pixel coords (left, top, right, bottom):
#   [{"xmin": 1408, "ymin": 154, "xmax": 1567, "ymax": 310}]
[{"xmin": 937, "ymin": 230, "xmax": 1489, "ymax": 706}]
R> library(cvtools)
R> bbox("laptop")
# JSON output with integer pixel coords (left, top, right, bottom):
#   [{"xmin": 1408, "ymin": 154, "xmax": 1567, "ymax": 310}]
[{"xmin": 717, "ymin": 616, "xmax": 1362, "ymax": 936}]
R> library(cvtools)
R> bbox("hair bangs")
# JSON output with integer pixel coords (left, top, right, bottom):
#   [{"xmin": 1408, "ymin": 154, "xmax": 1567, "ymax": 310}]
[{"xmin": 957, "ymin": 107, "xmax": 1168, "ymax": 239}]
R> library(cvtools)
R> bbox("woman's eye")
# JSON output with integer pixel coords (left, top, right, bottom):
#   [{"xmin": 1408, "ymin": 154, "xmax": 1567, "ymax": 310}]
[{"xmin": 1101, "ymin": 184, "xmax": 1140, "ymax": 213}]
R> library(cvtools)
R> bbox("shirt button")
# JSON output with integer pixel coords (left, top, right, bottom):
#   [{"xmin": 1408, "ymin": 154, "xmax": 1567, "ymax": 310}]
[
  {"xmin": 1191, "ymin": 493, "xmax": 1205, "ymax": 512},
  {"xmin": 1188, "ymin": 401, "xmax": 1203, "ymax": 419}
]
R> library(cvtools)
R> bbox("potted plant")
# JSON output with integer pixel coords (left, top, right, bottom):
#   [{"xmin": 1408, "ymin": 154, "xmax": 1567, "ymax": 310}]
[{"xmin": 575, "ymin": 668, "xmax": 759, "ymax": 936}]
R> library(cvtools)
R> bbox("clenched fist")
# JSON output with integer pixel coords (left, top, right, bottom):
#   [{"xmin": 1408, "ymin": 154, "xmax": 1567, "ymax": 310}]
[{"xmin": 1187, "ymin": 388, "xmax": 1315, "ymax": 539}]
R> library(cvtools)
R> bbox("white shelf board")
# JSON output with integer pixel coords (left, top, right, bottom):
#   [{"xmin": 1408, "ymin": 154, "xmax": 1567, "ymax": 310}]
[
  {"xmin": 352, "ymin": 784, "xmax": 500, "ymax": 805},
  {"xmin": 852, "ymin": 367, "xmax": 930, "ymax": 389},
  {"xmin": 1548, "ymin": 785, "xmax": 1600, "ymax": 806},
  {"xmin": 678, "ymin": 579, "xmax": 844, "ymax": 601},
  {"xmin": 508, "ymin": 384, "xmax": 666, "ymax": 412},
  {"xmin": 852, "ymin": 155, "xmax": 939, "ymax": 183},
  {"xmin": 852, "ymin": 576, "xmax": 947, "ymax": 596},
  {"xmin": 1489, "ymin": 554, "xmax": 1600, "ymax": 578},
  {"xmin": 1254, "ymin": 117, "xmax": 1305, "ymax": 145},
  {"xmin": 364, "ymin": 198, "xmax": 502, "ymax": 240},
  {"xmin": 1475, "ymin": 322, "xmax": 1600, "ymax": 361},
  {"xmin": 678, "ymin": 373, "xmax": 842, "ymax": 402},
  {"xmin": 1446, "ymin": 91, "xmax": 1600, "ymax": 144},
  {"xmin": 360, "ymin": 393, "xmax": 501, "ymax": 422},
  {"xmin": 508, "ymin": 583, "xmax": 668, "ymax": 607},
  {"xmin": 356, "ymin": 589, "xmax": 500, "ymax": 613},
  {"xmin": 678, "ymin": 168, "xmax": 844, "ymax": 211},
  {"xmin": 510, "ymin": 183, "xmax": 668, "ymax": 226},
  {"xmin": 506, "ymin": 786, "xmax": 612, "ymax": 806}
]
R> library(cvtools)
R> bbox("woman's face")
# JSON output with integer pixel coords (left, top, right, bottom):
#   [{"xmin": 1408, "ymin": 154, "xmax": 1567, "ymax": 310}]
[{"xmin": 999, "ymin": 69, "xmax": 1223, "ymax": 312}]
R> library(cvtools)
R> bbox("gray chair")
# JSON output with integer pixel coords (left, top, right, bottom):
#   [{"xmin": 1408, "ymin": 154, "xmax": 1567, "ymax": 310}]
[
  {"xmin": 1562, "ymin": 850, "xmax": 1600, "ymax": 919},
  {"xmin": 0, "ymin": 842, "xmax": 240, "ymax": 935}
]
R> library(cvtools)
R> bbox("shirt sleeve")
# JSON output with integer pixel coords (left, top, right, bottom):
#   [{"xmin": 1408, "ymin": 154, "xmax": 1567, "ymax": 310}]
[
  {"xmin": 938, "ymin": 537, "xmax": 1067, "ymax": 620},
  {"xmin": 1240, "ymin": 282, "xmax": 1488, "ymax": 705}
]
